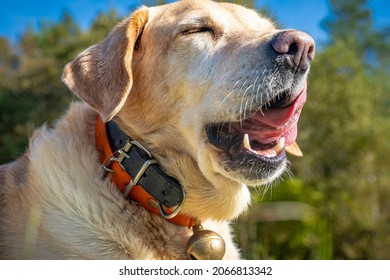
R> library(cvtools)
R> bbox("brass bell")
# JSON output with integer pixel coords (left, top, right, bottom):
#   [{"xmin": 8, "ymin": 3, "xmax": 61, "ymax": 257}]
[{"xmin": 186, "ymin": 220, "xmax": 226, "ymax": 260}]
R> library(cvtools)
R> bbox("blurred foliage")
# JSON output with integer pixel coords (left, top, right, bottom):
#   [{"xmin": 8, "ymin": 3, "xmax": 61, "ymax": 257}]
[
  {"xmin": 322, "ymin": 0, "xmax": 390, "ymax": 68},
  {"xmin": 236, "ymin": 0, "xmax": 390, "ymax": 259},
  {"xmin": 1, "ymin": 0, "xmax": 389, "ymax": 259},
  {"xmin": 0, "ymin": 10, "xmax": 121, "ymax": 160}
]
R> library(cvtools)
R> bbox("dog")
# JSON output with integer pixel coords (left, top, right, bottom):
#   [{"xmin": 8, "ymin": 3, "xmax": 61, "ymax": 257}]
[{"xmin": 0, "ymin": 0, "xmax": 315, "ymax": 259}]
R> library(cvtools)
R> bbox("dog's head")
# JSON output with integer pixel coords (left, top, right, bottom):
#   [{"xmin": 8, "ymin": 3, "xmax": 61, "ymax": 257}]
[{"xmin": 62, "ymin": 0, "xmax": 315, "ymax": 220}]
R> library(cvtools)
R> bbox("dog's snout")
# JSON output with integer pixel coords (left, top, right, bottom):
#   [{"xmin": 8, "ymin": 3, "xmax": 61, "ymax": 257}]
[{"xmin": 271, "ymin": 30, "xmax": 315, "ymax": 72}]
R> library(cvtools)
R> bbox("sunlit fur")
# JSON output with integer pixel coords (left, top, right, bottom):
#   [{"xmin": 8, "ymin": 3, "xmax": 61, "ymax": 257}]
[{"xmin": 0, "ymin": 0, "xmax": 307, "ymax": 259}]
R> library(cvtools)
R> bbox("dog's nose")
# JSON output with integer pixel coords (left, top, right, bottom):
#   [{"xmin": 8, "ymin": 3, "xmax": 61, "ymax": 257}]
[{"xmin": 271, "ymin": 30, "xmax": 315, "ymax": 72}]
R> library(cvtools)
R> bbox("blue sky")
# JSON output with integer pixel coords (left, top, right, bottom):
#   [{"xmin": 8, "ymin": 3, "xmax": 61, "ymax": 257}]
[{"xmin": 0, "ymin": 0, "xmax": 389, "ymax": 46}]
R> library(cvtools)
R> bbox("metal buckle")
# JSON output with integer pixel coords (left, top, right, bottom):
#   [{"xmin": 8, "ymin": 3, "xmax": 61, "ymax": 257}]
[
  {"xmin": 103, "ymin": 137, "xmax": 185, "ymax": 220},
  {"xmin": 102, "ymin": 158, "xmax": 115, "ymax": 173},
  {"xmin": 102, "ymin": 139, "xmax": 133, "ymax": 173},
  {"xmin": 129, "ymin": 140, "xmax": 153, "ymax": 159},
  {"xmin": 123, "ymin": 159, "xmax": 157, "ymax": 198},
  {"xmin": 157, "ymin": 186, "xmax": 186, "ymax": 220}
]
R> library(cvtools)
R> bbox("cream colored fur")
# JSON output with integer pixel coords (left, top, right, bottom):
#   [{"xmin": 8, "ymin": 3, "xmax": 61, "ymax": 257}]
[
  {"xmin": 0, "ymin": 0, "xmax": 299, "ymax": 259},
  {"xmin": 0, "ymin": 104, "xmax": 238, "ymax": 259}
]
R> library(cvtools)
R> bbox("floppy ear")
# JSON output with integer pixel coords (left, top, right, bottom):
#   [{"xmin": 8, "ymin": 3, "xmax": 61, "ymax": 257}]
[{"xmin": 62, "ymin": 8, "xmax": 149, "ymax": 122}]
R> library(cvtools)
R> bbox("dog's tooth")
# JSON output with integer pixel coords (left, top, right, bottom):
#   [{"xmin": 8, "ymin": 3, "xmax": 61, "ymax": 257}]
[
  {"xmin": 273, "ymin": 137, "xmax": 285, "ymax": 155},
  {"xmin": 285, "ymin": 142, "xmax": 303, "ymax": 157},
  {"xmin": 243, "ymin": 133, "xmax": 252, "ymax": 150}
]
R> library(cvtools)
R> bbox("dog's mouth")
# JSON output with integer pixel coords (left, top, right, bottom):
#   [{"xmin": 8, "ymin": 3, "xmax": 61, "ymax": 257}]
[{"xmin": 205, "ymin": 86, "xmax": 307, "ymax": 183}]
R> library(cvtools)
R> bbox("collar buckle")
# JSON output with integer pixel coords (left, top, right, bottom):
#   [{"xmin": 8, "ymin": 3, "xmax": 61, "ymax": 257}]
[
  {"xmin": 157, "ymin": 186, "xmax": 186, "ymax": 220},
  {"xmin": 102, "ymin": 137, "xmax": 185, "ymax": 220},
  {"xmin": 102, "ymin": 138, "xmax": 151, "ymax": 172},
  {"xmin": 96, "ymin": 116, "xmax": 194, "ymax": 226},
  {"xmin": 123, "ymin": 158, "xmax": 157, "ymax": 198},
  {"xmin": 102, "ymin": 139, "xmax": 132, "ymax": 173}
]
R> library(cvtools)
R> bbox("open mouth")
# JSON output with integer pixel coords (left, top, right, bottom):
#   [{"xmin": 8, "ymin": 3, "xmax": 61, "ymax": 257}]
[{"xmin": 206, "ymin": 86, "xmax": 307, "ymax": 176}]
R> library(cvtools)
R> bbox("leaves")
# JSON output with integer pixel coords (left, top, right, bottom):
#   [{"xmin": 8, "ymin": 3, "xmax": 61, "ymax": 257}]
[
  {"xmin": 237, "ymin": 0, "xmax": 390, "ymax": 260},
  {"xmin": 0, "ymin": 10, "xmax": 120, "ymax": 162}
]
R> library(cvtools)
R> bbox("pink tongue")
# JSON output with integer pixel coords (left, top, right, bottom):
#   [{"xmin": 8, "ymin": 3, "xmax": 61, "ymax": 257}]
[
  {"xmin": 253, "ymin": 90, "xmax": 307, "ymax": 128},
  {"xmin": 237, "ymin": 89, "xmax": 307, "ymax": 146}
]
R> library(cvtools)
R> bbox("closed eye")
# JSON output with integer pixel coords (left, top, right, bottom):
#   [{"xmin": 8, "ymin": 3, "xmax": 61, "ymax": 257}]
[{"xmin": 181, "ymin": 26, "xmax": 215, "ymax": 36}]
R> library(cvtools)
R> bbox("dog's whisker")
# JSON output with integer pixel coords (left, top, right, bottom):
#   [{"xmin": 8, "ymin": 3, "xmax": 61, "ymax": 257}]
[
  {"xmin": 255, "ymin": 69, "xmax": 269, "ymax": 115},
  {"xmin": 249, "ymin": 95, "xmax": 256, "ymax": 116},
  {"xmin": 198, "ymin": 80, "xmax": 208, "ymax": 87},
  {"xmin": 222, "ymin": 70, "xmax": 233, "ymax": 79},
  {"xmin": 238, "ymin": 79, "xmax": 248, "ymax": 128},
  {"xmin": 212, "ymin": 78, "xmax": 242, "ymax": 123},
  {"xmin": 242, "ymin": 85, "xmax": 253, "ymax": 120},
  {"xmin": 252, "ymin": 71, "xmax": 260, "ymax": 94}
]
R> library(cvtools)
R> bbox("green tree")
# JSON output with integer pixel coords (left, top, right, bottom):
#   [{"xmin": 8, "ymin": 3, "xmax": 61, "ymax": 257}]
[
  {"xmin": 296, "ymin": 37, "xmax": 390, "ymax": 259},
  {"xmin": 322, "ymin": 0, "xmax": 390, "ymax": 68},
  {"xmin": 236, "ymin": 0, "xmax": 390, "ymax": 259},
  {"xmin": 0, "ymin": 10, "xmax": 121, "ymax": 162}
]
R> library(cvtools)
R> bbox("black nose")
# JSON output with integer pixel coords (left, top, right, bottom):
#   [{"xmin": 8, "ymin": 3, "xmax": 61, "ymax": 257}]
[{"xmin": 271, "ymin": 30, "xmax": 315, "ymax": 72}]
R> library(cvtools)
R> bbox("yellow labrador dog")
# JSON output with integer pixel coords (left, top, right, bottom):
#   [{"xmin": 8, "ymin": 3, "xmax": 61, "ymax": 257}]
[{"xmin": 0, "ymin": 0, "xmax": 314, "ymax": 259}]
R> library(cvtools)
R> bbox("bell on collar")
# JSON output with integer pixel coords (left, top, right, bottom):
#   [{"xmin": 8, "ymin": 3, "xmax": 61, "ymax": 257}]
[{"xmin": 185, "ymin": 219, "xmax": 226, "ymax": 260}]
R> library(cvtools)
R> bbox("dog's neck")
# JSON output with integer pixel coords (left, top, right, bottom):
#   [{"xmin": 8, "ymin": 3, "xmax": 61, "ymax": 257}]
[
  {"xmin": 95, "ymin": 115, "xmax": 196, "ymax": 227},
  {"xmin": 109, "ymin": 110, "xmax": 252, "ymax": 221}
]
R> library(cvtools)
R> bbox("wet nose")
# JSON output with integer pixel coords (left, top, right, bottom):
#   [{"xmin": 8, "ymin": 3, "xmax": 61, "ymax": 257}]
[{"xmin": 271, "ymin": 30, "xmax": 315, "ymax": 72}]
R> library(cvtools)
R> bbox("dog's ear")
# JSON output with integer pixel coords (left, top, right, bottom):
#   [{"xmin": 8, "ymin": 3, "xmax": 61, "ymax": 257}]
[{"xmin": 62, "ymin": 8, "xmax": 149, "ymax": 122}]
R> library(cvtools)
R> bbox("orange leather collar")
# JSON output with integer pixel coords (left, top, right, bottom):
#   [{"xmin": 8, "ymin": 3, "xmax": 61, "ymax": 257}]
[{"xmin": 95, "ymin": 116, "xmax": 195, "ymax": 227}]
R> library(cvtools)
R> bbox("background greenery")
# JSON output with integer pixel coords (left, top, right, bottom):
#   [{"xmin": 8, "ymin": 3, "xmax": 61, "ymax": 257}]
[{"xmin": 1, "ymin": 0, "xmax": 389, "ymax": 259}]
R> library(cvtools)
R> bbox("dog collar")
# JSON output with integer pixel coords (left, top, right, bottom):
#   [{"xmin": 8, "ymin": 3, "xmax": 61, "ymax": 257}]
[{"xmin": 95, "ymin": 116, "xmax": 195, "ymax": 227}]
